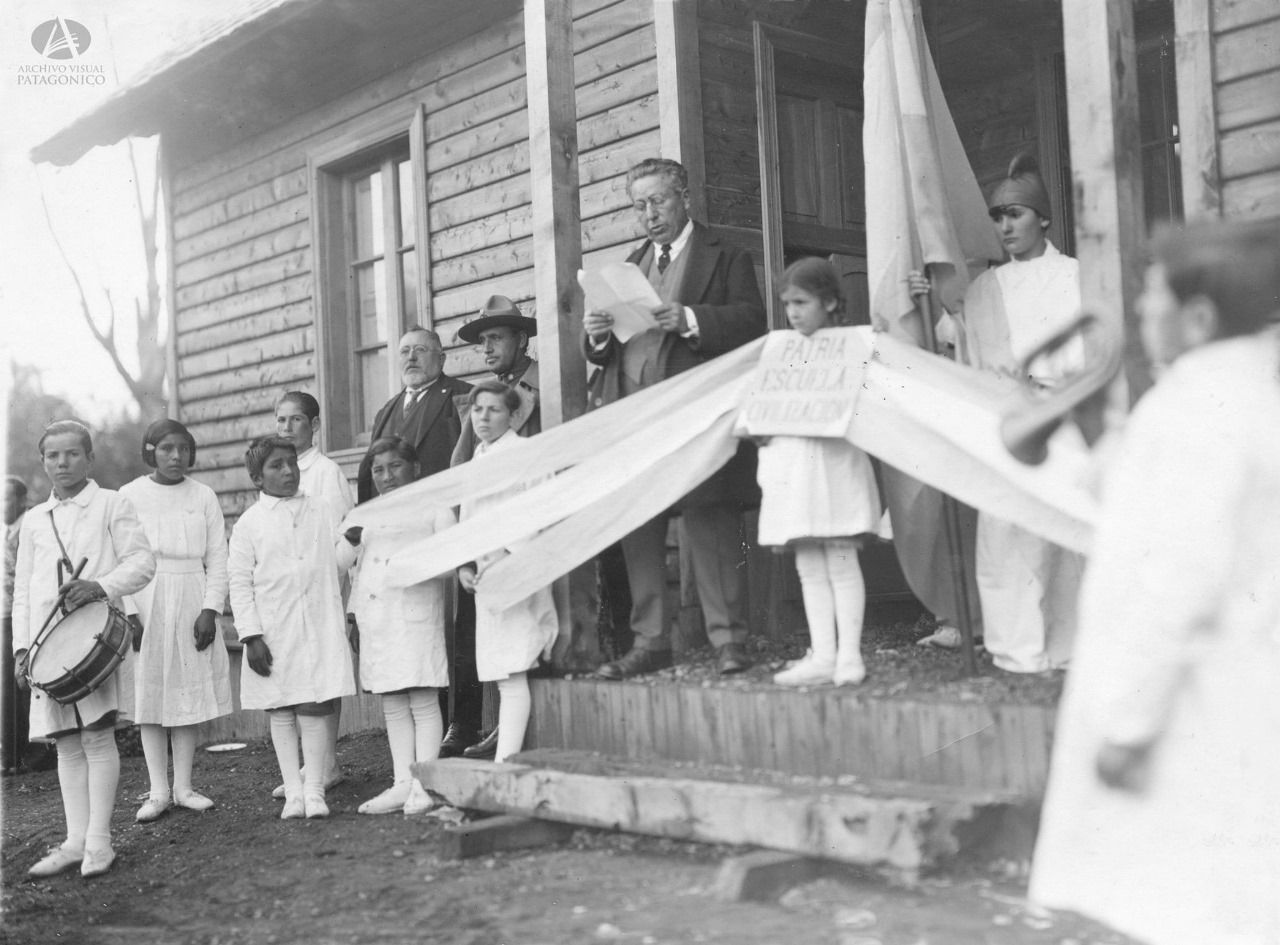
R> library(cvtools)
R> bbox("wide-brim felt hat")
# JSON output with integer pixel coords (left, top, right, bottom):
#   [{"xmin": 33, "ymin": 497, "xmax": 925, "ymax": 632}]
[{"xmin": 456, "ymin": 295, "xmax": 539, "ymax": 344}]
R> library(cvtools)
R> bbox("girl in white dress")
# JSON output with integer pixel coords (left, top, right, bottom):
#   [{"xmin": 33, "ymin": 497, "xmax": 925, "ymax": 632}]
[
  {"xmin": 762, "ymin": 258, "xmax": 882, "ymax": 687},
  {"xmin": 339, "ymin": 436, "xmax": 452, "ymax": 814},
  {"xmin": 121, "ymin": 420, "xmax": 232, "ymax": 823},
  {"xmin": 457, "ymin": 381, "xmax": 557, "ymax": 762}
]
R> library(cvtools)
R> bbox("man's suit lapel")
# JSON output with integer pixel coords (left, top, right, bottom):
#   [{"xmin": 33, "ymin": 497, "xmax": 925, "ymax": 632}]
[
  {"xmin": 676, "ymin": 224, "xmax": 717, "ymax": 306},
  {"xmin": 409, "ymin": 385, "xmax": 451, "ymax": 446}
]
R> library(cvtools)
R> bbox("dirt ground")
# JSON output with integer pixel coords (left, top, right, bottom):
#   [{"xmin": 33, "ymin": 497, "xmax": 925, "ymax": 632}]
[{"xmin": 1, "ymin": 728, "xmax": 1138, "ymax": 945}]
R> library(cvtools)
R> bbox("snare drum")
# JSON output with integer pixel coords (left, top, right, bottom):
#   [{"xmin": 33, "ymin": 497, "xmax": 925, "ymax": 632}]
[{"xmin": 26, "ymin": 601, "xmax": 132, "ymax": 706}]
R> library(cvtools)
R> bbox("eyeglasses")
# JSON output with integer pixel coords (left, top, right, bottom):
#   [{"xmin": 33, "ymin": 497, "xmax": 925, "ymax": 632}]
[
  {"xmin": 399, "ymin": 345, "xmax": 442, "ymax": 358},
  {"xmin": 631, "ymin": 193, "xmax": 680, "ymax": 214}
]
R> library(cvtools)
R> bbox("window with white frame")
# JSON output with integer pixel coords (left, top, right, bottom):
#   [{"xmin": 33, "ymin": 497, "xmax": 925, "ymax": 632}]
[{"xmin": 313, "ymin": 109, "xmax": 430, "ymax": 453}]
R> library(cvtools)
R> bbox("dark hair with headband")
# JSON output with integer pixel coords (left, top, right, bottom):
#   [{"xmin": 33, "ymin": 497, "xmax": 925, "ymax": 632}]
[
  {"xmin": 367, "ymin": 436, "xmax": 419, "ymax": 467},
  {"xmin": 779, "ymin": 257, "xmax": 849, "ymax": 326},
  {"xmin": 276, "ymin": 391, "xmax": 320, "ymax": 421},
  {"xmin": 988, "ymin": 152, "xmax": 1052, "ymax": 221},
  {"xmin": 141, "ymin": 418, "xmax": 198, "ymax": 468},
  {"xmin": 37, "ymin": 419, "xmax": 93, "ymax": 457},
  {"xmin": 244, "ymin": 435, "xmax": 296, "ymax": 481}
]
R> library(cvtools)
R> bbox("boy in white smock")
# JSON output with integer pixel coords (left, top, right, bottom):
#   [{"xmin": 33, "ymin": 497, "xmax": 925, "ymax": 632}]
[{"xmin": 227, "ymin": 436, "xmax": 355, "ymax": 820}]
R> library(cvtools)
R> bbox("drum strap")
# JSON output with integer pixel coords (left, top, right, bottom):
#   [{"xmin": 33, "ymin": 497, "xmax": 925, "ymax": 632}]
[{"xmin": 48, "ymin": 509, "xmax": 75, "ymax": 585}]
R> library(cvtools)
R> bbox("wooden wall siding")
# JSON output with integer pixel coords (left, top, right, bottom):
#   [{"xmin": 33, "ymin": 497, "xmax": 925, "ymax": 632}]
[
  {"xmin": 527, "ymin": 678, "xmax": 1058, "ymax": 796},
  {"xmin": 164, "ymin": 0, "xmax": 660, "ymax": 517},
  {"xmin": 1213, "ymin": 2, "xmax": 1280, "ymax": 220}
]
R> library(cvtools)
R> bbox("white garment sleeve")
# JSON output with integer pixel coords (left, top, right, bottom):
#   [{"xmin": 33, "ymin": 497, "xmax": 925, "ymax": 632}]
[
  {"xmin": 201, "ymin": 490, "xmax": 230, "ymax": 613},
  {"xmin": 97, "ymin": 494, "xmax": 156, "ymax": 602},
  {"xmin": 10, "ymin": 514, "xmax": 35, "ymax": 654},
  {"xmin": 227, "ymin": 517, "xmax": 263, "ymax": 641}
]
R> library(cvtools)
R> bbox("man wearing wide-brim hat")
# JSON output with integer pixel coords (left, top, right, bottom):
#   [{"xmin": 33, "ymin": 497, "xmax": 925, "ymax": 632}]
[
  {"xmin": 450, "ymin": 295, "xmax": 541, "ymax": 465},
  {"xmin": 445, "ymin": 295, "xmax": 541, "ymax": 761}
]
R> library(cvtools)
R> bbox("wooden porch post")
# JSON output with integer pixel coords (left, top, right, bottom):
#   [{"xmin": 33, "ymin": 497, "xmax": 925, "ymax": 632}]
[
  {"xmin": 1173, "ymin": 0, "xmax": 1221, "ymax": 220},
  {"xmin": 1061, "ymin": 1, "xmax": 1149, "ymax": 399},
  {"xmin": 654, "ymin": 0, "xmax": 707, "ymax": 220},
  {"xmin": 524, "ymin": 0, "xmax": 599, "ymax": 670}
]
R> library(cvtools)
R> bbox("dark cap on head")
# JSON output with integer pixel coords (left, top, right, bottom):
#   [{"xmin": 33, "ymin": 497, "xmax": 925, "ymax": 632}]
[
  {"xmin": 456, "ymin": 295, "xmax": 538, "ymax": 344},
  {"xmin": 988, "ymin": 152, "xmax": 1052, "ymax": 220}
]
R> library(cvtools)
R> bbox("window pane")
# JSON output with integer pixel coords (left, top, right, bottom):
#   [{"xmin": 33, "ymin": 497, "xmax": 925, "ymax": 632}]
[
  {"xmin": 359, "ymin": 348, "xmax": 388, "ymax": 431},
  {"xmin": 355, "ymin": 260, "xmax": 387, "ymax": 346},
  {"xmin": 401, "ymin": 250, "xmax": 418, "ymax": 324},
  {"xmin": 397, "ymin": 159, "xmax": 415, "ymax": 248},
  {"xmin": 353, "ymin": 169, "xmax": 385, "ymax": 258}
]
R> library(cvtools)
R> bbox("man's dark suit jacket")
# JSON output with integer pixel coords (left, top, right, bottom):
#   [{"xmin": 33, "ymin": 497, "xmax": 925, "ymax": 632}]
[
  {"xmin": 584, "ymin": 221, "xmax": 766, "ymax": 507},
  {"xmin": 356, "ymin": 375, "xmax": 473, "ymax": 503}
]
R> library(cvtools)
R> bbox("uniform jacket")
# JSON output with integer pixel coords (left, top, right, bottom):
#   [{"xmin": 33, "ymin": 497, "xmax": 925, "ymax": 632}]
[{"xmin": 450, "ymin": 358, "xmax": 541, "ymax": 467}]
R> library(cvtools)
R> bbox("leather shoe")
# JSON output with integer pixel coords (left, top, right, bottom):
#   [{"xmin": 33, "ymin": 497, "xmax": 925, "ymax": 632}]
[
  {"xmin": 595, "ymin": 648, "xmax": 673, "ymax": 680},
  {"xmin": 439, "ymin": 723, "xmax": 480, "ymax": 759},
  {"xmin": 462, "ymin": 728, "xmax": 499, "ymax": 760},
  {"xmin": 80, "ymin": 846, "xmax": 116, "ymax": 879},
  {"xmin": 715, "ymin": 643, "xmax": 751, "ymax": 676},
  {"xmin": 29, "ymin": 845, "xmax": 83, "ymax": 878}
]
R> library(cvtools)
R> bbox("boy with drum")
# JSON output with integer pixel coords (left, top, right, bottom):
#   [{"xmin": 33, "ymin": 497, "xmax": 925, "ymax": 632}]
[{"xmin": 11, "ymin": 420, "xmax": 156, "ymax": 878}]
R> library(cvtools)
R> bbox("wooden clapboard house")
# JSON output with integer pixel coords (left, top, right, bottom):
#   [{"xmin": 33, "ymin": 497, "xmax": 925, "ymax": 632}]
[{"xmin": 34, "ymin": 0, "xmax": 1280, "ymax": 801}]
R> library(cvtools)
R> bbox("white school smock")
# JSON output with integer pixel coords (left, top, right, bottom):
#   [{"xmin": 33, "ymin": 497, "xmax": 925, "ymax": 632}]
[
  {"xmin": 463, "ymin": 429, "xmax": 558, "ymax": 682},
  {"xmin": 338, "ymin": 506, "xmax": 453, "ymax": 693},
  {"xmin": 297, "ymin": 447, "xmax": 355, "ymax": 531},
  {"xmin": 227, "ymin": 491, "xmax": 355, "ymax": 709},
  {"xmin": 1031, "ymin": 332, "xmax": 1280, "ymax": 945},
  {"xmin": 11, "ymin": 480, "xmax": 155, "ymax": 738},
  {"xmin": 120, "ymin": 475, "xmax": 232, "ymax": 727}
]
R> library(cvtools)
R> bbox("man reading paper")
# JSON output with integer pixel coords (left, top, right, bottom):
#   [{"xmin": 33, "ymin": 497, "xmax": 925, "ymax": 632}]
[{"xmin": 583, "ymin": 158, "xmax": 766, "ymax": 678}]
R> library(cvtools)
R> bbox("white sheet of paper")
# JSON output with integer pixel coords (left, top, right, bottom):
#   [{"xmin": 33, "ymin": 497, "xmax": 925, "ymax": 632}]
[{"xmin": 578, "ymin": 262, "xmax": 661, "ymax": 342}]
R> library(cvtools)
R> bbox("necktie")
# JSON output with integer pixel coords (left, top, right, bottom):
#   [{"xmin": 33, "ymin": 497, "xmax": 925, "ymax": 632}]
[
  {"xmin": 403, "ymin": 388, "xmax": 423, "ymax": 414},
  {"xmin": 657, "ymin": 243, "xmax": 671, "ymax": 274}
]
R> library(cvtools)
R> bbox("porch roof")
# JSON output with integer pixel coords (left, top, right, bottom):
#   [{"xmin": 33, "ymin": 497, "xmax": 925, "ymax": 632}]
[{"xmin": 31, "ymin": 0, "xmax": 519, "ymax": 166}]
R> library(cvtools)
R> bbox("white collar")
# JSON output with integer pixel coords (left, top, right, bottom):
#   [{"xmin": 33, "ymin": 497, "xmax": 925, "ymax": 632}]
[
  {"xmin": 258, "ymin": 491, "xmax": 306, "ymax": 509},
  {"xmin": 296, "ymin": 446, "xmax": 319, "ymax": 469},
  {"xmin": 42, "ymin": 479, "xmax": 100, "ymax": 510},
  {"xmin": 662, "ymin": 219, "xmax": 694, "ymax": 258}
]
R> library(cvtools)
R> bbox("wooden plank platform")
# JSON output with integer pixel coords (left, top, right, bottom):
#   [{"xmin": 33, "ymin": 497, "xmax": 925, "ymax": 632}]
[
  {"xmin": 528, "ymin": 678, "xmax": 1058, "ymax": 795},
  {"xmin": 411, "ymin": 751, "xmax": 1032, "ymax": 872}
]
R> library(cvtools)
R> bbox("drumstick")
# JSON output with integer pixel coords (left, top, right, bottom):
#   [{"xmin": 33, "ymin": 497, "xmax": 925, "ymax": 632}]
[{"xmin": 42, "ymin": 557, "xmax": 89, "ymax": 632}]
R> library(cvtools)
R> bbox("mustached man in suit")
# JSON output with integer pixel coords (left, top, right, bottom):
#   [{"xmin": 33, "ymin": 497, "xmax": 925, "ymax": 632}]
[
  {"xmin": 583, "ymin": 157, "xmax": 767, "ymax": 679},
  {"xmin": 356, "ymin": 328, "xmax": 481, "ymax": 755}
]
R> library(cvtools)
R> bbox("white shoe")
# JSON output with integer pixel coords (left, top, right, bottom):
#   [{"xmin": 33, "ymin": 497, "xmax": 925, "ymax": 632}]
[
  {"xmin": 136, "ymin": 795, "xmax": 172, "ymax": 823},
  {"xmin": 917, "ymin": 624, "xmax": 962, "ymax": 648},
  {"xmin": 304, "ymin": 793, "xmax": 329, "ymax": 819},
  {"xmin": 773, "ymin": 650, "xmax": 835, "ymax": 686},
  {"xmin": 174, "ymin": 789, "xmax": 214, "ymax": 812},
  {"xmin": 402, "ymin": 779, "xmax": 437, "ymax": 816},
  {"xmin": 833, "ymin": 660, "xmax": 867, "ymax": 686},
  {"xmin": 358, "ymin": 782, "xmax": 412, "ymax": 815},
  {"xmin": 280, "ymin": 795, "xmax": 306, "ymax": 820},
  {"xmin": 80, "ymin": 846, "xmax": 116, "ymax": 879},
  {"xmin": 28, "ymin": 845, "xmax": 83, "ymax": 877}
]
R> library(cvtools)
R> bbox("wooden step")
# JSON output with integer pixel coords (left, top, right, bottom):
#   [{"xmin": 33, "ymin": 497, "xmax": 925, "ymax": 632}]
[
  {"xmin": 528, "ymin": 677, "xmax": 1057, "ymax": 794},
  {"xmin": 412, "ymin": 749, "xmax": 1036, "ymax": 873}
]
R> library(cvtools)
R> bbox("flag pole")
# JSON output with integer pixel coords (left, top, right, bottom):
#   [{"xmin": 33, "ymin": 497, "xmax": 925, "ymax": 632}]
[{"xmin": 915, "ymin": 267, "xmax": 979, "ymax": 675}]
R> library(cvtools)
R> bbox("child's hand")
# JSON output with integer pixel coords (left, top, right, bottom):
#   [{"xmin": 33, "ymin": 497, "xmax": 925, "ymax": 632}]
[
  {"xmin": 193, "ymin": 609, "xmax": 218, "ymax": 652},
  {"xmin": 1095, "ymin": 740, "xmax": 1152, "ymax": 793},
  {"xmin": 344, "ymin": 526, "xmax": 363, "ymax": 546},
  {"xmin": 59, "ymin": 578, "xmax": 106, "ymax": 610},
  {"xmin": 245, "ymin": 636, "xmax": 273, "ymax": 677},
  {"xmin": 457, "ymin": 565, "xmax": 478, "ymax": 593},
  {"xmin": 906, "ymin": 270, "xmax": 931, "ymax": 299},
  {"xmin": 13, "ymin": 649, "xmax": 29, "ymax": 692},
  {"xmin": 346, "ymin": 613, "xmax": 360, "ymax": 654},
  {"xmin": 128, "ymin": 615, "xmax": 144, "ymax": 652}
]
